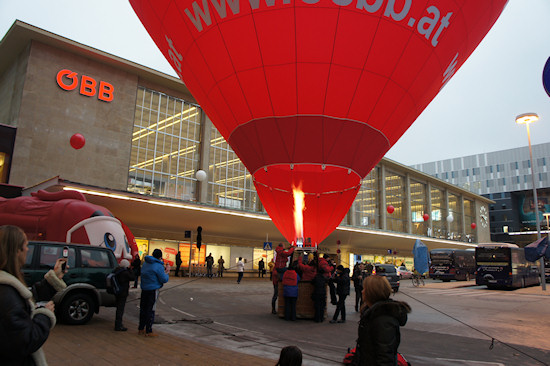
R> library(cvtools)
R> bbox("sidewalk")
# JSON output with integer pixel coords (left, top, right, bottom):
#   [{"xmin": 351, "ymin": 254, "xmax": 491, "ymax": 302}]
[{"xmin": 43, "ymin": 310, "xmax": 273, "ymax": 366}]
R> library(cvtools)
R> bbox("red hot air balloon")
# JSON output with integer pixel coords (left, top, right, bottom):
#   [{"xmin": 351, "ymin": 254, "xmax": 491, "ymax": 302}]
[
  {"xmin": 471, "ymin": 222, "xmax": 477, "ymax": 230},
  {"xmin": 387, "ymin": 205, "xmax": 395, "ymax": 214},
  {"xmin": 423, "ymin": 213, "xmax": 430, "ymax": 222},
  {"xmin": 130, "ymin": 0, "xmax": 508, "ymax": 245}
]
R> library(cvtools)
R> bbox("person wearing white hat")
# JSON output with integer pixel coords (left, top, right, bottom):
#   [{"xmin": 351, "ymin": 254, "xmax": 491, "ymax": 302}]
[{"xmin": 114, "ymin": 259, "xmax": 134, "ymax": 331}]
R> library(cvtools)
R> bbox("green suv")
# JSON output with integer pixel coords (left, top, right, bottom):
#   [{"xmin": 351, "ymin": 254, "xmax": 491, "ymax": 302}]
[{"xmin": 23, "ymin": 241, "xmax": 118, "ymax": 325}]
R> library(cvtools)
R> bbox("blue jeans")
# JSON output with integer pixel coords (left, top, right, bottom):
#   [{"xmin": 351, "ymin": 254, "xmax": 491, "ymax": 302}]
[
  {"xmin": 237, "ymin": 272, "xmax": 243, "ymax": 283},
  {"xmin": 138, "ymin": 289, "xmax": 158, "ymax": 333}
]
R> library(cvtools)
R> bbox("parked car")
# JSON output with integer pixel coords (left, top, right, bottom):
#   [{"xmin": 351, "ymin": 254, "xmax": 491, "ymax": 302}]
[
  {"xmin": 374, "ymin": 264, "xmax": 400, "ymax": 292},
  {"xmin": 23, "ymin": 241, "xmax": 118, "ymax": 325},
  {"xmin": 396, "ymin": 266, "xmax": 413, "ymax": 279}
]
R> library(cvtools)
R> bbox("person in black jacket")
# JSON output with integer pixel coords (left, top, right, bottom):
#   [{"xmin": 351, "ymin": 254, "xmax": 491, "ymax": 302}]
[
  {"xmin": 330, "ymin": 265, "xmax": 350, "ymax": 323},
  {"xmin": 0, "ymin": 225, "xmax": 67, "ymax": 366},
  {"xmin": 357, "ymin": 275, "xmax": 411, "ymax": 365},
  {"xmin": 114, "ymin": 259, "xmax": 135, "ymax": 331},
  {"xmin": 131, "ymin": 254, "xmax": 141, "ymax": 288},
  {"xmin": 352, "ymin": 262, "xmax": 365, "ymax": 312}
]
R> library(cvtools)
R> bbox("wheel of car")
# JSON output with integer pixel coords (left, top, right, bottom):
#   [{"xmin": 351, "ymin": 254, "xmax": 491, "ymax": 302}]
[{"xmin": 59, "ymin": 292, "xmax": 95, "ymax": 325}]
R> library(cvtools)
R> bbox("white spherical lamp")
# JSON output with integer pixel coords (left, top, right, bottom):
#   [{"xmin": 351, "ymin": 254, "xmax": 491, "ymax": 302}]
[
  {"xmin": 446, "ymin": 214, "xmax": 454, "ymax": 223},
  {"xmin": 195, "ymin": 170, "xmax": 207, "ymax": 182}
]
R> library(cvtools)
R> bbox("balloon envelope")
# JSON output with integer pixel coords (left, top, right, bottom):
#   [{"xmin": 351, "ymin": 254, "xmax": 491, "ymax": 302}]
[{"xmin": 131, "ymin": 0, "xmax": 508, "ymax": 244}]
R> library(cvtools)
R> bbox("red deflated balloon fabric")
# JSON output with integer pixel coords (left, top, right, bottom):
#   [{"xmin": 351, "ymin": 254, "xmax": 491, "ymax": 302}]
[{"xmin": 130, "ymin": 0, "xmax": 508, "ymax": 244}]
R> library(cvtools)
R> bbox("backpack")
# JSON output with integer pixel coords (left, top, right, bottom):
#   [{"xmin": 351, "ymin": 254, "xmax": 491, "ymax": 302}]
[{"xmin": 106, "ymin": 268, "xmax": 125, "ymax": 295}]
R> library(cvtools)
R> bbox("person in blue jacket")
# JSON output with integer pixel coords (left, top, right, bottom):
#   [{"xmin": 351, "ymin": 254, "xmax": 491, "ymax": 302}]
[{"xmin": 138, "ymin": 249, "xmax": 169, "ymax": 337}]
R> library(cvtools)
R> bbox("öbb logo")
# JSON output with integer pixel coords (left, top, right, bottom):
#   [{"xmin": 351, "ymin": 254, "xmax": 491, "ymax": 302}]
[{"xmin": 56, "ymin": 69, "xmax": 114, "ymax": 102}]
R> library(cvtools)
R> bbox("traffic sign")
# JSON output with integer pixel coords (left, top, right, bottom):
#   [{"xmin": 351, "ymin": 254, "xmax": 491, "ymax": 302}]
[{"xmin": 263, "ymin": 242, "xmax": 272, "ymax": 251}]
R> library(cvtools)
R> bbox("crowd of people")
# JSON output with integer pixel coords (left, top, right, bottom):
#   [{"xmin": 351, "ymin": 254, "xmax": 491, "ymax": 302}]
[{"xmin": 0, "ymin": 225, "xmax": 408, "ymax": 366}]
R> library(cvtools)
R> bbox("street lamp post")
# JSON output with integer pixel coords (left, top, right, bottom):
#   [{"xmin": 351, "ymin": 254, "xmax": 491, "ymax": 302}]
[{"xmin": 516, "ymin": 113, "xmax": 545, "ymax": 290}]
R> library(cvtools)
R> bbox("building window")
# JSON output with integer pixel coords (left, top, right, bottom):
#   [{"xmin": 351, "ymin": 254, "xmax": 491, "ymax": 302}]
[
  {"xmin": 208, "ymin": 128, "xmax": 259, "ymax": 212},
  {"xmin": 385, "ymin": 171, "xmax": 406, "ymax": 233},
  {"xmin": 486, "ymin": 166, "xmax": 493, "ymax": 174},
  {"xmin": 354, "ymin": 168, "xmax": 380, "ymax": 230},
  {"xmin": 523, "ymin": 160, "xmax": 530, "ymax": 169},
  {"xmin": 510, "ymin": 162, "xmax": 519, "ymax": 170},
  {"xmin": 537, "ymin": 157, "xmax": 546, "ymax": 166},
  {"xmin": 128, "ymin": 87, "xmax": 201, "ymax": 200},
  {"xmin": 410, "ymin": 179, "xmax": 428, "ymax": 236}
]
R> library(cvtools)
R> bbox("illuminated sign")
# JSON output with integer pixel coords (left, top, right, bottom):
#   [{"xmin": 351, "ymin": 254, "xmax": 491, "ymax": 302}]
[{"xmin": 56, "ymin": 69, "xmax": 114, "ymax": 102}]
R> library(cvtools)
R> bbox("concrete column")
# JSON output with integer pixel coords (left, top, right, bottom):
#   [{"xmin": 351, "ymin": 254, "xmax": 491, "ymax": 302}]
[
  {"xmin": 460, "ymin": 195, "xmax": 466, "ymax": 242},
  {"xmin": 197, "ymin": 113, "xmax": 212, "ymax": 204},
  {"xmin": 405, "ymin": 173, "xmax": 412, "ymax": 234},
  {"xmin": 380, "ymin": 164, "xmax": 387, "ymax": 230},
  {"xmin": 426, "ymin": 182, "xmax": 433, "ymax": 237}
]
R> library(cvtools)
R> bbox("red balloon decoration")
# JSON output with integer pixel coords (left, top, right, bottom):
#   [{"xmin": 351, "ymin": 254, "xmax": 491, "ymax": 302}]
[
  {"xmin": 423, "ymin": 213, "xmax": 430, "ymax": 222},
  {"xmin": 70, "ymin": 133, "xmax": 85, "ymax": 150},
  {"xmin": 387, "ymin": 205, "xmax": 395, "ymax": 214},
  {"xmin": 131, "ymin": 0, "xmax": 507, "ymax": 245},
  {"xmin": 471, "ymin": 222, "xmax": 477, "ymax": 230}
]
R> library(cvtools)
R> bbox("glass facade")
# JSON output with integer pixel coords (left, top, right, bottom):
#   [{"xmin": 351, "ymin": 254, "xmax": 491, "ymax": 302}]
[
  {"xmin": 127, "ymin": 85, "xmax": 484, "ymax": 244},
  {"xmin": 464, "ymin": 199, "xmax": 476, "ymax": 242},
  {"xmin": 430, "ymin": 186, "xmax": 446, "ymax": 238},
  {"xmin": 352, "ymin": 167, "xmax": 380, "ymax": 229},
  {"xmin": 448, "ymin": 192, "xmax": 462, "ymax": 240},
  {"xmin": 385, "ymin": 171, "xmax": 407, "ymax": 233},
  {"xmin": 207, "ymin": 128, "xmax": 259, "ymax": 211},
  {"xmin": 410, "ymin": 179, "xmax": 428, "ymax": 235},
  {"xmin": 128, "ymin": 87, "xmax": 202, "ymax": 200}
]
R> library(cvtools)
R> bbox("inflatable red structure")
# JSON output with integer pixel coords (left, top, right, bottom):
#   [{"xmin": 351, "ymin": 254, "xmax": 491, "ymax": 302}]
[
  {"xmin": 0, "ymin": 190, "xmax": 138, "ymax": 261},
  {"xmin": 131, "ymin": 0, "xmax": 508, "ymax": 245}
]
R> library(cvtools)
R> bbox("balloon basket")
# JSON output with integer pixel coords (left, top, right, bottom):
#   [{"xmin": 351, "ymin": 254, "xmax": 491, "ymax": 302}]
[{"xmin": 277, "ymin": 282, "xmax": 327, "ymax": 320}]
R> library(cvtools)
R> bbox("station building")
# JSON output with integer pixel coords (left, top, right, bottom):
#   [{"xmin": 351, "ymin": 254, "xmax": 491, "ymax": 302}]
[
  {"xmin": 413, "ymin": 143, "xmax": 550, "ymax": 246},
  {"xmin": 0, "ymin": 21, "xmax": 493, "ymax": 271}
]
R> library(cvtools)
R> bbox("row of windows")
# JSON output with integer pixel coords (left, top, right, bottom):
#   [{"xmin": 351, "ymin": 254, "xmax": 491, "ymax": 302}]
[{"xmin": 436, "ymin": 159, "xmax": 547, "ymax": 181}]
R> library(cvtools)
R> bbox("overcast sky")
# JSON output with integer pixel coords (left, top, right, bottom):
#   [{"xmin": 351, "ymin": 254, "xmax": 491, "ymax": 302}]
[{"xmin": 1, "ymin": 0, "xmax": 549, "ymax": 166}]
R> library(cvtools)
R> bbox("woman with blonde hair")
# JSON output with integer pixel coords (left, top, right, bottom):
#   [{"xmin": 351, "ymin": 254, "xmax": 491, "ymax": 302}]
[
  {"xmin": 356, "ymin": 275, "xmax": 411, "ymax": 365},
  {"xmin": 0, "ymin": 225, "xmax": 67, "ymax": 365}
]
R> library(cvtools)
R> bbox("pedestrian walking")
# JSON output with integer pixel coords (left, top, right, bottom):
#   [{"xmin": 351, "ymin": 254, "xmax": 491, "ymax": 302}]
[
  {"xmin": 131, "ymin": 254, "xmax": 141, "ymax": 288},
  {"xmin": 0, "ymin": 225, "xmax": 67, "ymax": 365},
  {"xmin": 114, "ymin": 259, "xmax": 135, "ymax": 331},
  {"xmin": 175, "ymin": 251, "xmax": 182, "ymax": 277},
  {"xmin": 276, "ymin": 345, "xmax": 302, "ymax": 366},
  {"xmin": 236, "ymin": 257, "xmax": 245, "ymax": 283},
  {"xmin": 206, "ymin": 253, "xmax": 214, "ymax": 278},
  {"xmin": 356, "ymin": 275, "xmax": 411, "ymax": 364},
  {"xmin": 218, "ymin": 256, "xmax": 225, "ymax": 277},
  {"xmin": 138, "ymin": 249, "xmax": 169, "ymax": 337},
  {"xmin": 258, "ymin": 258, "xmax": 265, "ymax": 278},
  {"xmin": 330, "ymin": 265, "xmax": 350, "ymax": 323}
]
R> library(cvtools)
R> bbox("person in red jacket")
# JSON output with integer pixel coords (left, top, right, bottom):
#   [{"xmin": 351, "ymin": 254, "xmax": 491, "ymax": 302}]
[
  {"xmin": 275, "ymin": 243, "xmax": 295, "ymax": 275},
  {"xmin": 297, "ymin": 255, "xmax": 317, "ymax": 282},
  {"xmin": 282, "ymin": 263, "xmax": 300, "ymax": 321}
]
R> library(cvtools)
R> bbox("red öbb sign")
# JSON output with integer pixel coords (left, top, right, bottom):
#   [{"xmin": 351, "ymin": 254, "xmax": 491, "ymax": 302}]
[{"xmin": 56, "ymin": 69, "xmax": 114, "ymax": 102}]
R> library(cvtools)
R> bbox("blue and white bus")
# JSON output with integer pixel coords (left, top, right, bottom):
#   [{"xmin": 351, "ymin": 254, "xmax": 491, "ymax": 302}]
[{"xmin": 475, "ymin": 243, "xmax": 540, "ymax": 289}]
